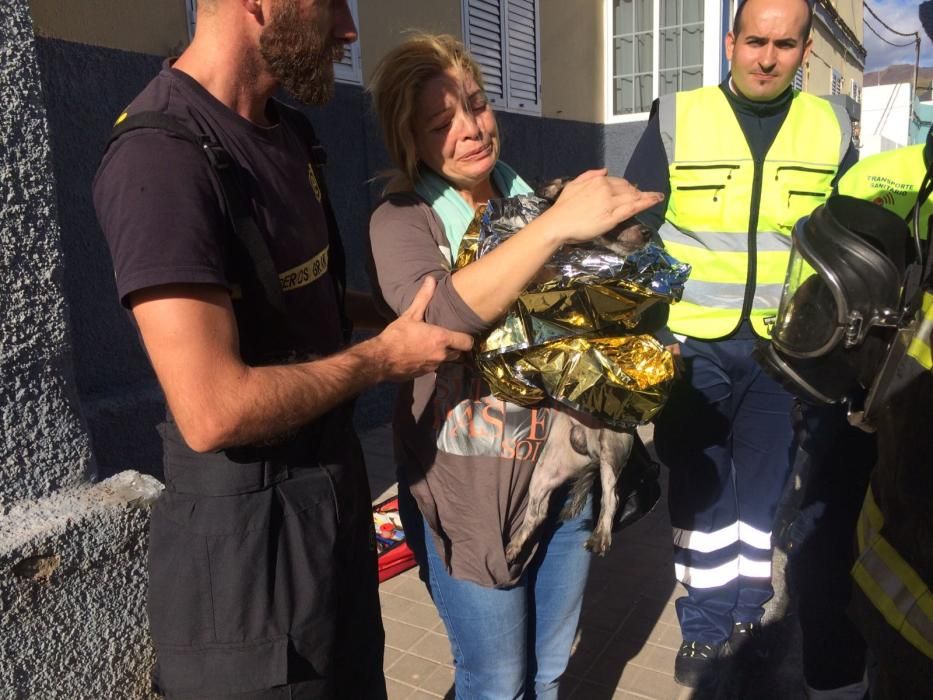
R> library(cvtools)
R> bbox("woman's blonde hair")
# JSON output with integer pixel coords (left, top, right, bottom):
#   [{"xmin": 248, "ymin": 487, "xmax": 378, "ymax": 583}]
[{"xmin": 369, "ymin": 33, "xmax": 488, "ymax": 193}]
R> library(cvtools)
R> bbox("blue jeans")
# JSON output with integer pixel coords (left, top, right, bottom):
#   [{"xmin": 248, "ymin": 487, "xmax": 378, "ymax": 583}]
[{"xmin": 399, "ymin": 482, "xmax": 593, "ymax": 700}]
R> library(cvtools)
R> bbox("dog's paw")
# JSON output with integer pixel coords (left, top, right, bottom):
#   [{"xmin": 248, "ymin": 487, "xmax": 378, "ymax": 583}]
[
  {"xmin": 585, "ymin": 531, "xmax": 612, "ymax": 556},
  {"xmin": 505, "ymin": 541, "xmax": 522, "ymax": 564}
]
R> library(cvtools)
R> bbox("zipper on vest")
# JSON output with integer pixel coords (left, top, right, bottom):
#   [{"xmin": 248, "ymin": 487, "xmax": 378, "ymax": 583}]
[
  {"xmin": 675, "ymin": 164, "xmax": 740, "ymax": 172},
  {"xmin": 774, "ymin": 165, "xmax": 835, "ymax": 179},
  {"xmin": 742, "ymin": 157, "xmax": 764, "ymax": 323},
  {"xmin": 786, "ymin": 190, "xmax": 827, "ymax": 203},
  {"xmin": 674, "ymin": 184, "xmax": 726, "ymax": 200}
]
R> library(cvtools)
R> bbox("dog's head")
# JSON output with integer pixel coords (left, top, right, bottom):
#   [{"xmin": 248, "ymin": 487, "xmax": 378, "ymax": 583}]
[{"xmin": 533, "ymin": 177, "xmax": 653, "ymax": 256}]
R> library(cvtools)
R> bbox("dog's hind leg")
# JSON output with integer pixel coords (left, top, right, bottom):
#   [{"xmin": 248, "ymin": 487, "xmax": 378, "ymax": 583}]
[
  {"xmin": 505, "ymin": 466, "xmax": 566, "ymax": 564},
  {"xmin": 505, "ymin": 413, "xmax": 588, "ymax": 564},
  {"xmin": 586, "ymin": 430, "xmax": 635, "ymax": 556}
]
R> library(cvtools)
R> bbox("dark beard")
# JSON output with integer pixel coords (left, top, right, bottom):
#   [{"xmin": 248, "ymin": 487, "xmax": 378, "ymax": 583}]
[{"xmin": 259, "ymin": 0, "xmax": 340, "ymax": 106}]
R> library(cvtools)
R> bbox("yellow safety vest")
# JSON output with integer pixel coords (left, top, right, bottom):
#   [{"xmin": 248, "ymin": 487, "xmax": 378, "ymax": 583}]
[
  {"xmin": 837, "ymin": 143, "xmax": 933, "ymax": 241},
  {"xmin": 658, "ymin": 87, "xmax": 850, "ymax": 339}
]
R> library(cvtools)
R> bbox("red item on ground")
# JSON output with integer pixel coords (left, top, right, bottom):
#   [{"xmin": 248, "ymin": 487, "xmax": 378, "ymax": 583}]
[{"xmin": 373, "ymin": 496, "xmax": 417, "ymax": 583}]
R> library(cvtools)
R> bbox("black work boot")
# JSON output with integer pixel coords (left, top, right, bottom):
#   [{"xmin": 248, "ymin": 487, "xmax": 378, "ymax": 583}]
[
  {"xmin": 727, "ymin": 620, "xmax": 769, "ymax": 659},
  {"xmin": 674, "ymin": 640, "xmax": 724, "ymax": 687}
]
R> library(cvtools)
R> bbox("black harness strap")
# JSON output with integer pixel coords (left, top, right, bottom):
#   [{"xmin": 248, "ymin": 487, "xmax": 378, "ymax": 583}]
[
  {"xmin": 107, "ymin": 110, "xmax": 351, "ymax": 336},
  {"xmin": 108, "ymin": 112, "xmax": 289, "ymax": 318}
]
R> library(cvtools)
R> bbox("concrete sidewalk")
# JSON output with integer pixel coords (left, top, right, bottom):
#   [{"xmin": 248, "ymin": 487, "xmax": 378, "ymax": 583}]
[{"xmin": 359, "ymin": 425, "xmax": 804, "ymax": 700}]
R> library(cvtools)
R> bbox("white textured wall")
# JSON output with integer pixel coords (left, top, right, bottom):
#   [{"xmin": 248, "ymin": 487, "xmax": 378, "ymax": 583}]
[{"xmin": 861, "ymin": 83, "xmax": 911, "ymax": 156}]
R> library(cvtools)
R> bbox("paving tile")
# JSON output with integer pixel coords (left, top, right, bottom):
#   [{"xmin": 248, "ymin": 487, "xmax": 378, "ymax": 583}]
[
  {"xmin": 384, "ymin": 618, "xmax": 428, "ymax": 651},
  {"xmin": 584, "ymin": 587, "xmax": 642, "ymax": 620},
  {"xmin": 418, "ymin": 663, "xmax": 455, "ymax": 696},
  {"xmin": 403, "ymin": 601, "xmax": 443, "ymax": 632},
  {"xmin": 393, "ymin": 575, "xmax": 434, "ymax": 604},
  {"xmin": 559, "ymin": 673, "xmax": 580, "ymax": 698},
  {"xmin": 380, "ymin": 574, "xmax": 408, "ymax": 594},
  {"xmin": 567, "ymin": 679, "xmax": 619, "ymax": 700},
  {"xmin": 624, "ymin": 641, "xmax": 676, "ymax": 675},
  {"xmin": 387, "ymin": 653, "xmax": 444, "ymax": 688},
  {"xmin": 578, "ymin": 604, "xmax": 630, "ymax": 634},
  {"xmin": 409, "ymin": 691, "xmax": 444, "ymax": 700},
  {"xmin": 381, "ymin": 592, "xmax": 418, "ymax": 621},
  {"xmin": 409, "ymin": 631, "xmax": 454, "ymax": 666},
  {"xmin": 644, "ymin": 621, "xmax": 682, "ymax": 651},
  {"xmin": 581, "ymin": 656, "xmax": 634, "ymax": 689},
  {"xmin": 658, "ymin": 602, "xmax": 680, "ymax": 626},
  {"xmin": 612, "ymin": 689, "xmax": 690, "ymax": 700},
  {"xmin": 386, "ymin": 677, "xmax": 414, "ymax": 700},
  {"xmin": 568, "ymin": 626, "xmax": 616, "ymax": 676},
  {"xmin": 383, "ymin": 645, "xmax": 403, "ymax": 672},
  {"xmin": 615, "ymin": 663, "xmax": 682, "ymax": 700}
]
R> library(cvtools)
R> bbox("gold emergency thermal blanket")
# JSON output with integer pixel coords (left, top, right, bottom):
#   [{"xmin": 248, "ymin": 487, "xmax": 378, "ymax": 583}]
[{"xmin": 460, "ymin": 195, "xmax": 691, "ymax": 427}]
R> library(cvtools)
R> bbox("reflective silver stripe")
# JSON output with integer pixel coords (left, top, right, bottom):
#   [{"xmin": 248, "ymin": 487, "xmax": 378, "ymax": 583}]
[
  {"xmin": 907, "ymin": 598, "xmax": 933, "ymax": 652},
  {"xmin": 680, "ymin": 280, "xmax": 783, "ymax": 309},
  {"xmin": 681, "ymin": 280, "xmax": 745, "ymax": 308},
  {"xmin": 683, "ymin": 284, "xmax": 783, "ymax": 310},
  {"xmin": 675, "ymin": 555, "xmax": 771, "ymax": 588},
  {"xmin": 855, "ymin": 488, "xmax": 933, "ymax": 658},
  {"xmin": 659, "ymin": 222, "xmax": 791, "ymax": 253},
  {"xmin": 828, "ymin": 101, "xmax": 853, "ymax": 163},
  {"xmin": 859, "ymin": 545, "xmax": 933, "ymax": 647},
  {"xmin": 672, "ymin": 521, "xmax": 771, "ymax": 553},
  {"xmin": 658, "ymin": 94, "xmax": 676, "ymax": 165},
  {"xmin": 752, "ymin": 285, "xmax": 784, "ymax": 309}
]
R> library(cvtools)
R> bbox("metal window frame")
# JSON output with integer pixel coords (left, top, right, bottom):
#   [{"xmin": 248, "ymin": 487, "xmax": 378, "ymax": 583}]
[{"xmin": 604, "ymin": 0, "xmax": 724, "ymax": 123}]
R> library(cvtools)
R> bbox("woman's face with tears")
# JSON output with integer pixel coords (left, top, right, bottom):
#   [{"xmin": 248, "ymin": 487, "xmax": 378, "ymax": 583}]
[{"xmin": 413, "ymin": 69, "xmax": 500, "ymax": 192}]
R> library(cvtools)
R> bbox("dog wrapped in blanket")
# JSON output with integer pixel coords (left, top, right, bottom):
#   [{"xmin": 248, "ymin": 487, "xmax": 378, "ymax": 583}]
[{"xmin": 469, "ymin": 179, "xmax": 688, "ymax": 563}]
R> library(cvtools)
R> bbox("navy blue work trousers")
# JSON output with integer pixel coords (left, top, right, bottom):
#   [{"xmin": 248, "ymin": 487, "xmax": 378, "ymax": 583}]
[{"xmin": 653, "ymin": 323, "xmax": 796, "ymax": 644}]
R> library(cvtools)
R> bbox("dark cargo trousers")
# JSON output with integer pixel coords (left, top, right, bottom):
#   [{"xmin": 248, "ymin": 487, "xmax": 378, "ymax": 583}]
[
  {"xmin": 148, "ymin": 421, "xmax": 387, "ymax": 699},
  {"xmin": 781, "ymin": 403, "xmax": 874, "ymax": 691},
  {"xmin": 654, "ymin": 323, "xmax": 796, "ymax": 644}
]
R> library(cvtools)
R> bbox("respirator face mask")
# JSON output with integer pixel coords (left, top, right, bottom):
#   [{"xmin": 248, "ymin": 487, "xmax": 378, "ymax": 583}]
[{"xmin": 756, "ymin": 195, "xmax": 910, "ymax": 406}]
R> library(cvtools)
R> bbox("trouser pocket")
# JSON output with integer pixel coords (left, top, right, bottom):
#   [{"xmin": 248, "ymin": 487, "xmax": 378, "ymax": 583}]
[{"xmin": 148, "ymin": 467, "xmax": 339, "ymax": 696}]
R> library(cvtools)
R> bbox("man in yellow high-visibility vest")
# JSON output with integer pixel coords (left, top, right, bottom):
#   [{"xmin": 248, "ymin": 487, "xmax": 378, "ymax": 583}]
[{"xmin": 624, "ymin": 0, "xmax": 856, "ymax": 686}]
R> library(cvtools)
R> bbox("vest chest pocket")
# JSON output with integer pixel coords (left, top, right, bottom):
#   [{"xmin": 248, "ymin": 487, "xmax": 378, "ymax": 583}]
[
  {"xmin": 771, "ymin": 165, "xmax": 836, "ymax": 231},
  {"xmin": 668, "ymin": 164, "xmax": 742, "ymax": 229}
]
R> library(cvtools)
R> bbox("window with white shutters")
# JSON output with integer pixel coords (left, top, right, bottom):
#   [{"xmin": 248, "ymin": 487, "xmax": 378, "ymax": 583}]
[
  {"xmin": 793, "ymin": 66, "xmax": 804, "ymax": 91},
  {"xmin": 463, "ymin": 0, "xmax": 541, "ymax": 115},
  {"xmin": 850, "ymin": 79, "xmax": 861, "ymax": 103},
  {"xmin": 831, "ymin": 69, "xmax": 842, "ymax": 96},
  {"xmin": 186, "ymin": 0, "xmax": 363, "ymax": 86}
]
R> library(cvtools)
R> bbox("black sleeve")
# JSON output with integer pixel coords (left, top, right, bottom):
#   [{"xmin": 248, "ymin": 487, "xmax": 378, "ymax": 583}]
[
  {"xmin": 92, "ymin": 130, "xmax": 231, "ymax": 307},
  {"xmin": 832, "ymin": 141, "xmax": 859, "ymax": 187},
  {"xmin": 622, "ymin": 108, "xmax": 671, "ymax": 231}
]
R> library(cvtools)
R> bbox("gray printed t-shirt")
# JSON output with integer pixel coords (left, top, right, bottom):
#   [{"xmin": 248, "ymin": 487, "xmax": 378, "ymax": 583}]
[{"xmin": 369, "ymin": 194, "xmax": 564, "ymax": 587}]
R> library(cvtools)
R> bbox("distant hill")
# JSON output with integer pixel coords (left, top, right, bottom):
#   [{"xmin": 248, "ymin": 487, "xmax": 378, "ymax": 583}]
[{"xmin": 864, "ymin": 64, "xmax": 933, "ymax": 87}]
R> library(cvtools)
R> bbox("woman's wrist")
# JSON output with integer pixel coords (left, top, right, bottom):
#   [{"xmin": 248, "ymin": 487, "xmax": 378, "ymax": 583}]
[{"xmin": 522, "ymin": 209, "xmax": 568, "ymax": 252}]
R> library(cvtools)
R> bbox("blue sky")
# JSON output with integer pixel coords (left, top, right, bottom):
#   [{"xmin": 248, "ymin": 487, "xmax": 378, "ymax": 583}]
[{"xmin": 863, "ymin": 0, "xmax": 933, "ymax": 71}]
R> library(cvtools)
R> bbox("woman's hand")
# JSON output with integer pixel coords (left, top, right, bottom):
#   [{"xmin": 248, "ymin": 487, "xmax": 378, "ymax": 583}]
[{"xmin": 541, "ymin": 169, "xmax": 664, "ymax": 245}]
